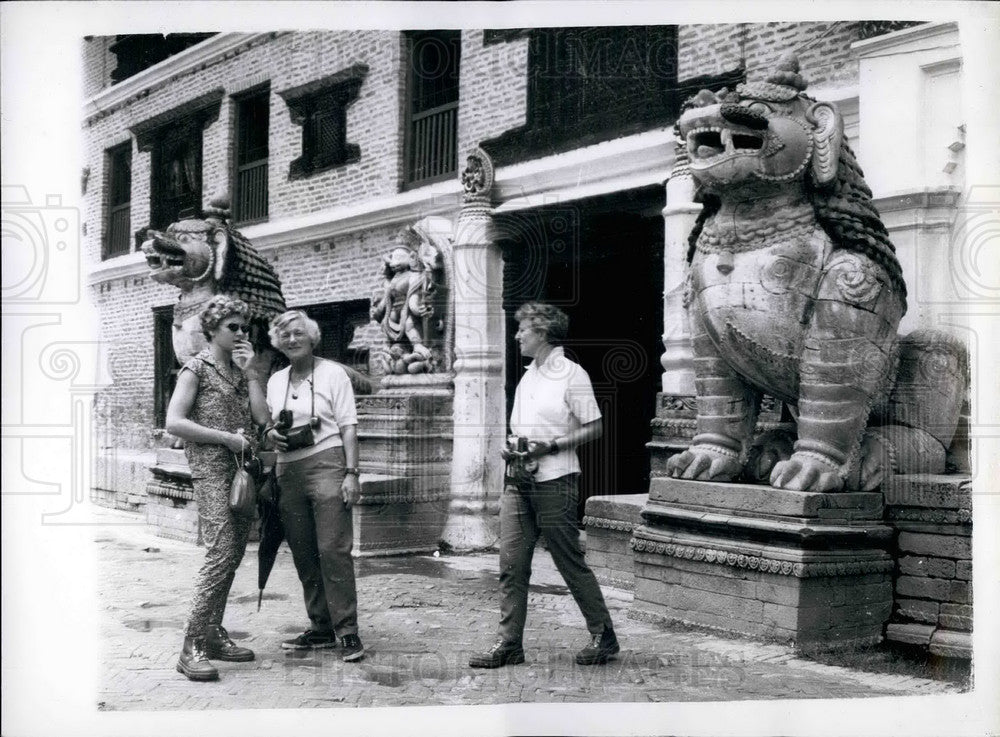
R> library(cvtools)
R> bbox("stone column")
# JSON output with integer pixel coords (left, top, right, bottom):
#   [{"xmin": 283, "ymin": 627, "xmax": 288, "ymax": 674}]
[
  {"xmin": 445, "ymin": 148, "xmax": 505, "ymax": 548},
  {"xmin": 648, "ymin": 139, "xmax": 702, "ymax": 472}
]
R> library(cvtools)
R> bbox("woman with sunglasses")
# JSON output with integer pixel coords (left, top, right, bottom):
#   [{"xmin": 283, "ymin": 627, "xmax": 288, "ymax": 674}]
[
  {"xmin": 263, "ymin": 310, "xmax": 365, "ymax": 662},
  {"xmin": 166, "ymin": 295, "xmax": 270, "ymax": 681}
]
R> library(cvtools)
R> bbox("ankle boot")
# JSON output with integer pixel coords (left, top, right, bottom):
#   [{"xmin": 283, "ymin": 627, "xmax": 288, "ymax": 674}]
[
  {"xmin": 205, "ymin": 624, "xmax": 255, "ymax": 662},
  {"xmin": 176, "ymin": 636, "xmax": 219, "ymax": 681}
]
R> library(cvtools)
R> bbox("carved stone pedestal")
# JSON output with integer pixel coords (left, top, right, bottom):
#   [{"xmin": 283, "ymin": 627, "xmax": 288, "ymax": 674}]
[
  {"xmin": 583, "ymin": 494, "xmax": 646, "ymax": 591},
  {"xmin": 145, "ymin": 448, "xmax": 201, "ymax": 544},
  {"xmin": 631, "ymin": 477, "xmax": 894, "ymax": 650},
  {"xmin": 354, "ymin": 378, "xmax": 453, "ymax": 556}
]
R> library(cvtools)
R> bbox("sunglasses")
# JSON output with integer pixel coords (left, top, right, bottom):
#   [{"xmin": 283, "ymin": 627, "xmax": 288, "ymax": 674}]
[{"xmin": 225, "ymin": 323, "xmax": 250, "ymax": 334}]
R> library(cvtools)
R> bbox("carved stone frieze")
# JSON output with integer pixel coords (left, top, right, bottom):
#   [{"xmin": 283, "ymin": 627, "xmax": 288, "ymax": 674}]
[{"xmin": 629, "ymin": 537, "xmax": 894, "ymax": 578}]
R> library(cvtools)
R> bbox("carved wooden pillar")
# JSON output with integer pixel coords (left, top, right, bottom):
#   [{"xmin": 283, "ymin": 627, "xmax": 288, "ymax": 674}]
[{"xmin": 445, "ymin": 148, "xmax": 505, "ymax": 548}]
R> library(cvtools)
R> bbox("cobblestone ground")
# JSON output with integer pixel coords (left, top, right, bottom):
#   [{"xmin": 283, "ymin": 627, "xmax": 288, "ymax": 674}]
[{"xmin": 95, "ymin": 509, "xmax": 961, "ymax": 711}]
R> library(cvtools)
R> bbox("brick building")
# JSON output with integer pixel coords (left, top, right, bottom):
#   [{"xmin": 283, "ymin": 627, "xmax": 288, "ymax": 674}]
[{"xmin": 83, "ymin": 22, "xmax": 982, "ymax": 556}]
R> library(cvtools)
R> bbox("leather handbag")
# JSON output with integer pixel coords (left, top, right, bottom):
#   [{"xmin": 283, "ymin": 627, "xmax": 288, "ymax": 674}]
[{"xmin": 229, "ymin": 448, "xmax": 258, "ymax": 518}]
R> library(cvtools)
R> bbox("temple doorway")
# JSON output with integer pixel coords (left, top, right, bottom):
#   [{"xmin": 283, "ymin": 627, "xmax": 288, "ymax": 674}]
[{"xmin": 500, "ymin": 186, "xmax": 665, "ymax": 521}]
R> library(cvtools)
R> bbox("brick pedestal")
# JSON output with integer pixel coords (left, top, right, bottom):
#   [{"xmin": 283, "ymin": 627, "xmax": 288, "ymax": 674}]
[
  {"xmin": 631, "ymin": 477, "xmax": 894, "ymax": 650},
  {"xmin": 884, "ymin": 474, "xmax": 972, "ymax": 658},
  {"xmin": 583, "ymin": 494, "xmax": 646, "ymax": 590},
  {"xmin": 354, "ymin": 384, "xmax": 453, "ymax": 556}
]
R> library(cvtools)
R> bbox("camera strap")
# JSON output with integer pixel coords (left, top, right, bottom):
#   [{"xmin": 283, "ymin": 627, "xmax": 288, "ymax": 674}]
[{"xmin": 281, "ymin": 357, "xmax": 315, "ymax": 422}]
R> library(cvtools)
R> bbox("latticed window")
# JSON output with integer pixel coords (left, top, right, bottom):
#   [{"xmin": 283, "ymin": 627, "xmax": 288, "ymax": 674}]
[
  {"xmin": 404, "ymin": 30, "xmax": 461, "ymax": 188},
  {"xmin": 104, "ymin": 142, "xmax": 132, "ymax": 259},
  {"xmin": 279, "ymin": 65, "xmax": 367, "ymax": 180},
  {"xmin": 233, "ymin": 87, "xmax": 270, "ymax": 224}
]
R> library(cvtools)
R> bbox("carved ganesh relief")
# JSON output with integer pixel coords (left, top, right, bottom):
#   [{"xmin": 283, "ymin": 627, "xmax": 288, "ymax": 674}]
[{"xmin": 667, "ymin": 55, "xmax": 968, "ymax": 493}]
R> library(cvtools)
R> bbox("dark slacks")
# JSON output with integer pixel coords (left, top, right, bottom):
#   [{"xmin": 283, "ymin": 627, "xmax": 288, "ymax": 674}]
[
  {"xmin": 498, "ymin": 473, "xmax": 612, "ymax": 644},
  {"xmin": 276, "ymin": 446, "xmax": 358, "ymax": 636},
  {"xmin": 186, "ymin": 471, "xmax": 253, "ymax": 636}
]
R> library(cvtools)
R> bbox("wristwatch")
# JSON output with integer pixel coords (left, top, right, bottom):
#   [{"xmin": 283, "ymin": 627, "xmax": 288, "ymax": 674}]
[
  {"xmin": 344, "ymin": 467, "xmax": 360, "ymax": 476},
  {"xmin": 547, "ymin": 439, "xmax": 561, "ymax": 455}
]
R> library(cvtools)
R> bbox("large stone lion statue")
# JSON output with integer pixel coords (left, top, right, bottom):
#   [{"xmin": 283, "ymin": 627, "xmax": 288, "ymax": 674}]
[{"xmin": 666, "ymin": 56, "xmax": 967, "ymax": 492}]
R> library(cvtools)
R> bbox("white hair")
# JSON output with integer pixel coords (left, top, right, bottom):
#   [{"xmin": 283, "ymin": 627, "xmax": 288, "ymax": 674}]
[{"xmin": 268, "ymin": 310, "xmax": 321, "ymax": 349}]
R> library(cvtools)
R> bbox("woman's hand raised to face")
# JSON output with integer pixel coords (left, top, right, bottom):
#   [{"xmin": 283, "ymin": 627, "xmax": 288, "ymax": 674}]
[{"xmin": 232, "ymin": 339, "xmax": 256, "ymax": 371}]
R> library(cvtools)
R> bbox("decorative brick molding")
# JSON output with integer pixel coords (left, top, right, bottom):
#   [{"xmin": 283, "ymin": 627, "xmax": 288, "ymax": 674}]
[
  {"xmin": 581, "ymin": 516, "xmax": 635, "ymax": 533},
  {"xmin": 630, "ymin": 537, "xmax": 894, "ymax": 578}
]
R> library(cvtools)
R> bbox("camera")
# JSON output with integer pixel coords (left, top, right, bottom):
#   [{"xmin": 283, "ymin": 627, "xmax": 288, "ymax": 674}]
[
  {"xmin": 505, "ymin": 435, "xmax": 538, "ymax": 484},
  {"xmin": 277, "ymin": 409, "xmax": 318, "ymax": 451}
]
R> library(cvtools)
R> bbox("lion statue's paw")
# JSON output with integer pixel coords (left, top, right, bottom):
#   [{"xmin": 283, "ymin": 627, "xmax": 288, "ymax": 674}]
[
  {"xmin": 769, "ymin": 453, "xmax": 844, "ymax": 492},
  {"xmin": 667, "ymin": 446, "xmax": 742, "ymax": 482}
]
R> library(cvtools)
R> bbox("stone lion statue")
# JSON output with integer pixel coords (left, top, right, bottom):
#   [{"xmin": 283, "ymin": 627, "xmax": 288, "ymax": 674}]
[
  {"xmin": 142, "ymin": 195, "xmax": 372, "ymax": 393},
  {"xmin": 667, "ymin": 55, "xmax": 967, "ymax": 492},
  {"xmin": 142, "ymin": 196, "xmax": 286, "ymax": 377}
]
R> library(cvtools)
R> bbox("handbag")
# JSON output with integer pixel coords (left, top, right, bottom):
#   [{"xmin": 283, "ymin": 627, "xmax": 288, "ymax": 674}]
[{"xmin": 229, "ymin": 447, "xmax": 259, "ymax": 518}]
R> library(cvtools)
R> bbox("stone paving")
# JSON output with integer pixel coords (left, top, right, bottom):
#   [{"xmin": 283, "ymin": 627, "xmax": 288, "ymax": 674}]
[{"xmin": 94, "ymin": 507, "xmax": 963, "ymax": 711}]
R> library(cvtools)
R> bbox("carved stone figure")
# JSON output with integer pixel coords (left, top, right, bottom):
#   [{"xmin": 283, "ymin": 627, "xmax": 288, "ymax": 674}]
[
  {"xmin": 667, "ymin": 56, "xmax": 966, "ymax": 492},
  {"xmin": 370, "ymin": 226, "xmax": 444, "ymax": 374},
  {"xmin": 142, "ymin": 196, "xmax": 285, "ymax": 375}
]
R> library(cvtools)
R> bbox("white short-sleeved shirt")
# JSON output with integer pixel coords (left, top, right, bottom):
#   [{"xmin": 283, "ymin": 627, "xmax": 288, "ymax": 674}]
[
  {"xmin": 509, "ymin": 346, "xmax": 602, "ymax": 482},
  {"xmin": 266, "ymin": 358, "xmax": 358, "ymax": 463}
]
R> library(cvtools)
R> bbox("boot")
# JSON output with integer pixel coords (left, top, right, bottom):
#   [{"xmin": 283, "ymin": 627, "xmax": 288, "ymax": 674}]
[
  {"xmin": 176, "ymin": 636, "xmax": 219, "ymax": 681},
  {"xmin": 575, "ymin": 624, "xmax": 620, "ymax": 665},
  {"xmin": 204, "ymin": 624, "xmax": 255, "ymax": 662}
]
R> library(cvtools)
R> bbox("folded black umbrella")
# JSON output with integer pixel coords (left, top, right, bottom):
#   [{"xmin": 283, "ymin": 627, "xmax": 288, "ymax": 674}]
[{"xmin": 256, "ymin": 468, "xmax": 284, "ymax": 611}]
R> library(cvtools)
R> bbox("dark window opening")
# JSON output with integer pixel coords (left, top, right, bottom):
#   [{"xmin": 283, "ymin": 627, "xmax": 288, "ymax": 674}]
[
  {"xmin": 404, "ymin": 30, "xmax": 461, "ymax": 188},
  {"xmin": 233, "ymin": 87, "xmax": 270, "ymax": 224},
  {"xmin": 104, "ymin": 143, "xmax": 132, "ymax": 259},
  {"xmin": 151, "ymin": 125, "xmax": 203, "ymax": 228},
  {"xmin": 131, "ymin": 89, "xmax": 223, "ymax": 230},
  {"xmin": 279, "ymin": 65, "xmax": 367, "ymax": 180},
  {"xmin": 297, "ymin": 300, "xmax": 372, "ymax": 374},
  {"xmin": 109, "ymin": 34, "xmax": 216, "ymax": 84},
  {"xmin": 154, "ymin": 305, "xmax": 180, "ymax": 429}
]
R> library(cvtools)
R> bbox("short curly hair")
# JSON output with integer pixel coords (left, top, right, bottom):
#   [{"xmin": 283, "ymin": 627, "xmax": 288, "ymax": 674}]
[
  {"xmin": 514, "ymin": 302, "xmax": 569, "ymax": 343},
  {"xmin": 200, "ymin": 295, "xmax": 252, "ymax": 340},
  {"xmin": 268, "ymin": 309, "xmax": 321, "ymax": 350}
]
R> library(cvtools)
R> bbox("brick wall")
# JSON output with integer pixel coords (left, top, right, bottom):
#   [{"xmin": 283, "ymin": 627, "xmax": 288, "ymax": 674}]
[
  {"xmin": 679, "ymin": 22, "xmax": 866, "ymax": 90},
  {"xmin": 457, "ymin": 30, "xmax": 529, "ymax": 157},
  {"xmin": 883, "ymin": 475, "xmax": 972, "ymax": 658},
  {"xmin": 82, "ymin": 36, "xmax": 117, "ymax": 99}
]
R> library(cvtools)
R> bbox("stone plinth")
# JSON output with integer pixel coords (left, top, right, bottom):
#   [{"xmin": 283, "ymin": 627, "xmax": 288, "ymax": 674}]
[
  {"xmin": 352, "ymin": 474, "xmax": 450, "ymax": 557},
  {"xmin": 146, "ymin": 448, "xmax": 201, "ymax": 544},
  {"xmin": 583, "ymin": 494, "xmax": 646, "ymax": 590},
  {"xmin": 631, "ymin": 477, "xmax": 894, "ymax": 650},
  {"xmin": 355, "ymin": 382, "xmax": 453, "ymax": 556},
  {"xmin": 145, "ymin": 447, "xmax": 262, "ymax": 545},
  {"xmin": 883, "ymin": 474, "xmax": 972, "ymax": 659}
]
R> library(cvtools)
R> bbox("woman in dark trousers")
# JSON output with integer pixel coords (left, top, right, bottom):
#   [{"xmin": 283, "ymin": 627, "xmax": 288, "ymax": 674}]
[
  {"xmin": 166, "ymin": 295, "xmax": 270, "ymax": 681},
  {"xmin": 264, "ymin": 310, "xmax": 365, "ymax": 662},
  {"xmin": 469, "ymin": 302, "xmax": 619, "ymax": 668}
]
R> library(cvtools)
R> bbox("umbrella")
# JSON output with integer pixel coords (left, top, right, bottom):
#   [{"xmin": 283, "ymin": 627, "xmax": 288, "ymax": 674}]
[{"xmin": 256, "ymin": 463, "xmax": 285, "ymax": 610}]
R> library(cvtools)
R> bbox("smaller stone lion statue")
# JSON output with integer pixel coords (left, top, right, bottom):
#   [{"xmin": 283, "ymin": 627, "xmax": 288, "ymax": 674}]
[
  {"xmin": 141, "ymin": 196, "xmax": 285, "ymax": 376},
  {"xmin": 666, "ymin": 55, "xmax": 967, "ymax": 493},
  {"xmin": 370, "ymin": 226, "xmax": 444, "ymax": 374}
]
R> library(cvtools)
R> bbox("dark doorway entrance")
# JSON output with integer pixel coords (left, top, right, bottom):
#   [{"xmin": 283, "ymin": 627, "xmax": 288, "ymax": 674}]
[{"xmin": 500, "ymin": 186, "xmax": 665, "ymax": 521}]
